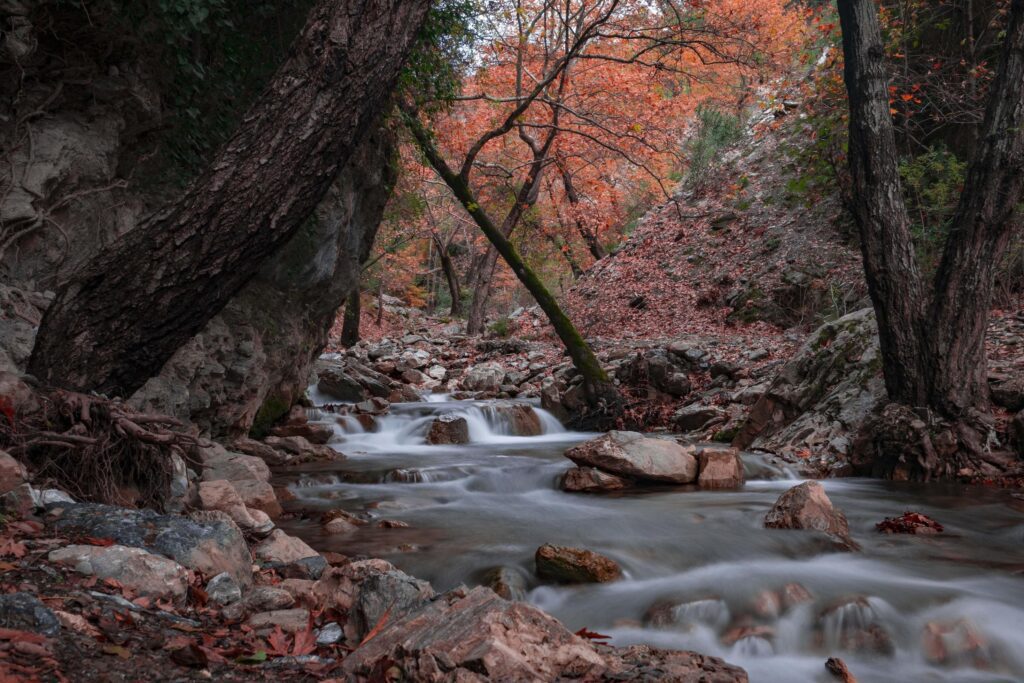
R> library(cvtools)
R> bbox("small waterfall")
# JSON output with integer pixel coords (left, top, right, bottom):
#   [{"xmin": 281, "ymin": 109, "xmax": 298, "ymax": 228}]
[{"xmin": 673, "ymin": 599, "xmax": 731, "ymax": 631}]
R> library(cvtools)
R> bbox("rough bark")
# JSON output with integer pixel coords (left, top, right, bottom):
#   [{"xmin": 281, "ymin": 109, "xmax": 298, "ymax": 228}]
[
  {"xmin": 431, "ymin": 233, "xmax": 462, "ymax": 316},
  {"xmin": 28, "ymin": 0, "xmax": 430, "ymax": 396},
  {"xmin": 839, "ymin": 0, "xmax": 1024, "ymax": 418},
  {"xmin": 559, "ymin": 160, "xmax": 607, "ymax": 261},
  {"xmin": 340, "ymin": 287, "xmax": 361, "ymax": 348},
  {"xmin": 404, "ymin": 109, "xmax": 618, "ymax": 408}
]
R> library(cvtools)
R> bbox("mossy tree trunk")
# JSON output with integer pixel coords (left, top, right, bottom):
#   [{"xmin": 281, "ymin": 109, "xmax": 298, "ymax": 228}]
[
  {"xmin": 403, "ymin": 108, "xmax": 618, "ymax": 409},
  {"xmin": 340, "ymin": 287, "xmax": 361, "ymax": 348}
]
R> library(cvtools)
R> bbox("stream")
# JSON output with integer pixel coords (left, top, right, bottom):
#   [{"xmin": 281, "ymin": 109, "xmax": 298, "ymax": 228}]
[{"xmin": 275, "ymin": 395, "xmax": 1024, "ymax": 683}]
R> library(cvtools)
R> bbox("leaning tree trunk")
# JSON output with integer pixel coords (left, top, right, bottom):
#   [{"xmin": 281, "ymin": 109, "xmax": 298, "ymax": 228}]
[
  {"xmin": 404, "ymin": 110, "xmax": 618, "ymax": 411},
  {"xmin": 430, "ymin": 232, "xmax": 462, "ymax": 316},
  {"xmin": 340, "ymin": 287, "xmax": 362, "ymax": 348},
  {"xmin": 28, "ymin": 0, "xmax": 430, "ymax": 397}
]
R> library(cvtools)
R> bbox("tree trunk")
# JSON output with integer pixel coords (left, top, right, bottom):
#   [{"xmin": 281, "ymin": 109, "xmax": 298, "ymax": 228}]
[
  {"xmin": 431, "ymin": 232, "xmax": 462, "ymax": 316},
  {"xmin": 28, "ymin": 0, "xmax": 430, "ymax": 396},
  {"xmin": 838, "ymin": 0, "xmax": 1024, "ymax": 476},
  {"xmin": 559, "ymin": 161, "xmax": 606, "ymax": 261},
  {"xmin": 340, "ymin": 287, "xmax": 361, "ymax": 348},
  {"xmin": 404, "ymin": 110, "xmax": 618, "ymax": 409},
  {"xmin": 376, "ymin": 280, "xmax": 384, "ymax": 325}
]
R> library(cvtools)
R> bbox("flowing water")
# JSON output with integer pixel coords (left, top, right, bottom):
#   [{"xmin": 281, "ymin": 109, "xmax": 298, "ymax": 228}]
[{"xmin": 276, "ymin": 396, "xmax": 1024, "ymax": 683}]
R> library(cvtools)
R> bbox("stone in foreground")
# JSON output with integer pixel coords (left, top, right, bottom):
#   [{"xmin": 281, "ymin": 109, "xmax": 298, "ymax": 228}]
[
  {"xmin": 341, "ymin": 586, "xmax": 747, "ymax": 681},
  {"xmin": 565, "ymin": 431, "xmax": 697, "ymax": 484},
  {"xmin": 535, "ymin": 543, "xmax": 622, "ymax": 583},
  {"xmin": 425, "ymin": 413, "xmax": 470, "ymax": 445},
  {"xmin": 698, "ymin": 447, "xmax": 745, "ymax": 489},
  {"xmin": 48, "ymin": 544, "xmax": 190, "ymax": 601},
  {"xmin": 560, "ymin": 466, "xmax": 631, "ymax": 492}
]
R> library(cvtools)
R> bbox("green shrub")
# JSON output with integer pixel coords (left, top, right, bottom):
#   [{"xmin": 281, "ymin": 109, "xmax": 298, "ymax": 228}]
[
  {"xmin": 488, "ymin": 317, "xmax": 511, "ymax": 338},
  {"xmin": 898, "ymin": 145, "xmax": 966, "ymax": 272},
  {"xmin": 685, "ymin": 104, "xmax": 743, "ymax": 190}
]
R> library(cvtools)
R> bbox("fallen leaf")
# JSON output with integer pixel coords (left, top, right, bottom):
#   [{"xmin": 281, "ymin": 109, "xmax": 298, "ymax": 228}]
[
  {"xmin": 236, "ymin": 650, "xmax": 268, "ymax": 664},
  {"xmin": 575, "ymin": 627, "xmax": 612, "ymax": 641}
]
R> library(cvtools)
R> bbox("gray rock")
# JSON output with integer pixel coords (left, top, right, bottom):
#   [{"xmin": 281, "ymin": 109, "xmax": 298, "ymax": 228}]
[
  {"xmin": 52, "ymin": 503, "xmax": 252, "ymax": 587},
  {"xmin": 0, "ymin": 593, "xmax": 60, "ymax": 636},
  {"xmin": 566, "ymin": 431, "xmax": 698, "ymax": 484},
  {"xmin": 48, "ymin": 544, "xmax": 191, "ymax": 601},
  {"xmin": 206, "ymin": 572, "xmax": 243, "ymax": 606},
  {"xmin": 316, "ymin": 622, "xmax": 343, "ymax": 645},
  {"xmin": 461, "ymin": 362, "xmax": 506, "ymax": 393},
  {"xmin": 673, "ymin": 404, "xmax": 727, "ymax": 432}
]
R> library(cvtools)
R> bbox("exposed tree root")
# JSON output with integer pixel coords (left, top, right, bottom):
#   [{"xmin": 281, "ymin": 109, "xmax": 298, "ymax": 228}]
[
  {"xmin": 0, "ymin": 390, "xmax": 200, "ymax": 511},
  {"xmin": 852, "ymin": 402, "xmax": 1023, "ymax": 482}
]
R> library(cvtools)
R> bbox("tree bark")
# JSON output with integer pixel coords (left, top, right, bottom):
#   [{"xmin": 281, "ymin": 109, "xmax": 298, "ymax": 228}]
[
  {"xmin": 28, "ymin": 0, "xmax": 430, "ymax": 396},
  {"xmin": 404, "ymin": 109, "xmax": 617, "ymax": 407},
  {"xmin": 559, "ymin": 160, "xmax": 607, "ymax": 261},
  {"xmin": 431, "ymin": 232, "xmax": 462, "ymax": 316},
  {"xmin": 340, "ymin": 287, "xmax": 361, "ymax": 348}
]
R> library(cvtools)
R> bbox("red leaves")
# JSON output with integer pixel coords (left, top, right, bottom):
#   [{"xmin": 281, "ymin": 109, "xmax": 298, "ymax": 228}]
[
  {"xmin": 876, "ymin": 511, "xmax": 943, "ymax": 535},
  {"xmin": 575, "ymin": 627, "xmax": 612, "ymax": 642},
  {"xmin": 264, "ymin": 621, "xmax": 318, "ymax": 658},
  {"xmin": 0, "ymin": 537, "xmax": 26, "ymax": 559}
]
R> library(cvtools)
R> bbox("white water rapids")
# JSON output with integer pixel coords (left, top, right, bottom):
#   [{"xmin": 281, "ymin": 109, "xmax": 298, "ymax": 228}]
[{"xmin": 276, "ymin": 395, "xmax": 1024, "ymax": 683}]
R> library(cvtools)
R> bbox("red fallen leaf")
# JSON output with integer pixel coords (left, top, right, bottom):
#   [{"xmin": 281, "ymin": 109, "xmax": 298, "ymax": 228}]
[
  {"xmin": 291, "ymin": 625, "xmax": 317, "ymax": 656},
  {"xmin": 0, "ymin": 396, "xmax": 16, "ymax": 427},
  {"xmin": 132, "ymin": 597, "xmax": 152, "ymax": 609},
  {"xmin": 358, "ymin": 606, "xmax": 392, "ymax": 647},
  {"xmin": 7, "ymin": 521, "xmax": 42, "ymax": 535},
  {"xmin": 876, "ymin": 512, "xmax": 944, "ymax": 535},
  {"xmin": 575, "ymin": 627, "xmax": 612, "ymax": 641},
  {"xmin": 0, "ymin": 537, "xmax": 26, "ymax": 558},
  {"xmin": 265, "ymin": 626, "xmax": 291, "ymax": 656},
  {"xmin": 81, "ymin": 537, "xmax": 116, "ymax": 547},
  {"xmin": 0, "ymin": 628, "xmax": 48, "ymax": 644}
]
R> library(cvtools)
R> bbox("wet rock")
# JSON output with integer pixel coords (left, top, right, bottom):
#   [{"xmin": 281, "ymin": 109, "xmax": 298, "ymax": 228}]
[
  {"xmin": 206, "ymin": 572, "xmax": 242, "ymax": 606},
  {"xmin": 48, "ymin": 544, "xmax": 190, "ymax": 601},
  {"xmin": 643, "ymin": 597, "xmax": 730, "ymax": 631},
  {"xmin": 674, "ymin": 404, "xmax": 727, "ymax": 432},
  {"xmin": 263, "ymin": 435, "xmax": 338, "ymax": 461},
  {"xmin": 921, "ymin": 618, "xmax": 989, "ymax": 667},
  {"xmin": 697, "ymin": 447, "xmax": 745, "ymax": 489},
  {"xmin": 816, "ymin": 598, "xmax": 893, "ymax": 655},
  {"xmin": 560, "ymin": 466, "xmax": 631, "ymax": 492},
  {"xmin": 426, "ymin": 413, "xmax": 469, "ymax": 445},
  {"xmin": 825, "ymin": 657, "xmax": 857, "ymax": 683},
  {"xmin": 197, "ymin": 480, "xmax": 274, "ymax": 536},
  {"xmin": 481, "ymin": 565, "xmax": 529, "ymax": 601},
  {"xmin": 0, "ymin": 592, "xmax": 60, "ymax": 636},
  {"xmin": 354, "ymin": 397, "xmax": 390, "ymax": 414},
  {"xmin": 254, "ymin": 529, "xmax": 319, "ymax": 567},
  {"xmin": 232, "ymin": 437, "xmax": 289, "ymax": 466},
  {"xmin": 781, "ymin": 582, "xmax": 814, "ymax": 609},
  {"xmin": 565, "ymin": 431, "xmax": 698, "ymax": 484},
  {"xmin": 600, "ymin": 644, "xmax": 748, "ymax": 682},
  {"xmin": 721, "ymin": 624, "xmax": 774, "ymax": 647},
  {"xmin": 764, "ymin": 481, "xmax": 858, "ymax": 550},
  {"xmin": 461, "ymin": 362, "xmax": 506, "ymax": 393},
  {"xmin": 52, "ymin": 503, "xmax": 252, "ymax": 588},
  {"xmin": 246, "ymin": 608, "xmax": 310, "ymax": 634},
  {"xmin": 269, "ymin": 422, "xmax": 333, "ymax": 444},
  {"xmin": 0, "ymin": 450, "xmax": 27, "ymax": 495},
  {"xmin": 535, "ymin": 544, "xmax": 621, "ymax": 584},
  {"xmin": 490, "ymin": 402, "xmax": 543, "ymax": 436},
  {"xmin": 199, "ymin": 442, "xmax": 270, "ymax": 483},
  {"xmin": 230, "ymin": 479, "xmax": 282, "ymax": 518},
  {"xmin": 323, "ymin": 515, "xmax": 359, "ymax": 534},
  {"xmin": 377, "ymin": 519, "xmax": 409, "ymax": 528},
  {"xmin": 317, "ymin": 366, "xmax": 366, "ymax": 402},
  {"xmin": 875, "ymin": 511, "xmax": 943, "ymax": 534},
  {"xmin": 341, "ymin": 586, "xmax": 607, "ymax": 679}
]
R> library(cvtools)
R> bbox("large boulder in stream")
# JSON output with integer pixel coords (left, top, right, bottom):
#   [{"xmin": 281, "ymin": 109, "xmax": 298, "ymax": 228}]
[
  {"xmin": 426, "ymin": 413, "xmax": 470, "ymax": 444},
  {"xmin": 535, "ymin": 544, "xmax": 622, "ymax": 583},
  {"xmin": 566, "ymin": 431, "xmax": 698, "ymax": 484},
  {"xmin": 697, "ymin": 447, "xmax": 745, "ymax": 489},
  {"xmin": 489, "ymin": 401, "xmax": 543, "ymax": 436},
  {"xmin": 764, "ymin": 481, "xmax": 858, "ymax": 550},
  {"xmin": 341, "ymin": 585, "xmax": 747, "ymax": 681}
]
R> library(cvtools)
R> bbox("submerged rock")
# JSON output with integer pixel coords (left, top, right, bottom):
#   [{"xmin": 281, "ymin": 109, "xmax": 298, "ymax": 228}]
[
  {"xmin": 565, "ymin": 431, "xmax": 697, "ymax": 484},
  {"xmin": 426, "ymin": 413, "xmax": 469, "ymax": 445},
  {"xmin": 481, "ymin": 565, "xmax": 529, "ymax": 602},
  {"xmin": 560, "ymin": 466, "xmax": 631, "ymax": 492},
  {"xmin": 535, "ymin": 544, "xmax": 622, "ymax": 584}
]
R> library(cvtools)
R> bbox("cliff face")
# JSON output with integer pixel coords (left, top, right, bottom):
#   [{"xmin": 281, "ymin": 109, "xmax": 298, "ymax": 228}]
[{"xmin": 0, "ymin": 1, "xmax": 396, "ymax": 435}]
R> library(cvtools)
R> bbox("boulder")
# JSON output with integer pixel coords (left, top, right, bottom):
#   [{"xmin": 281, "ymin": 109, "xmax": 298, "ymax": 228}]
[
  {"xmin": 535, "ymin": 544, "xmax": 622, "ymax": 583},
  {"xmin": 0, "ymin": 450, "xmax": 27, "ymax": 495},
  {"xmin": 341, "ymin": 586, "xmax": 748, "ymax": 681},
  {"xmin": 48, "ymin": 544, "xmax": 190, "ymax": 601},
  {"xmin": 560, "ymin": 466, "xmax": 631, "ymax": 493},
  {"xmin": 426, "ymin": 413, "xmax": 470, "ymax": 445},
  {"xmin": 254, "ymin": 529, "xmax": 320, "ymax": 566},
  {"xmin": 921, "ymin": 618, "xmax": 989, "ymax": 667},
  {"xmin": 263, "ymin": 435, "xmax": 338, "ymax": 461},
  {"xmin": 52, "ymin": 503, "xmax": 252, "ymax": 588},
  {"xmin": 230, "ymin": 479, "xmax": 283, "ymax": 518},
  {"xmin": 199, "ymin": 442, "xmax": 270, "ymax": 483},
  {"xmin": 764, "ymin": 481, "xmax": 857, "ymax": 550},
  {"xmin": 0, "ymin": 592, "xmax": 60, "ymax": 636},
  {"xmin": 674, "ymin": 404, "xmax": 727, "ymax": 432},
  {"xmin": 490, "ymin": 402, "xmax": 543, "ymax": 436},
  {"xmin": 461, "ymin": 362, "xmax": 506, "ymax": 393},
  {"xmin": 816, "ymin": 598, "xmax": 893, "ymax": 654},
  {"xmin": 269, "ymin": 422, "xmax": 333, "ymax": 444},
  {"xmin": 317, "ymin": 366, "xmax": 366, "ymax": 402},
  {"xmin": 222, "ymin": 585, "xmax": 295, "ymax": 621},
  {"xmin": 197, "ymin": 480, "xmax": 274, "ymax": 536},
  {"xmin": 990, "ymin": 375, "xmax": 1024, "ymax": 412},
  {"xmin": 697, "ymin": 447, "xmax": 745, "ymax": 489},
  {"xmin": 206, "ymin": 572, "xmax": 243, "ymax": 606},
  {"xmin": 565, "ymin": 431, "xmax": 697, "ymax": 484}
]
